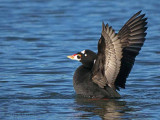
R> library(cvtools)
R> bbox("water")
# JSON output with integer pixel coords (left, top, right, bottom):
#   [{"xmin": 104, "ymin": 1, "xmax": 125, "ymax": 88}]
[{"xmin": 0, "ymin": 0, "xmax": 160, "ymax": 120}]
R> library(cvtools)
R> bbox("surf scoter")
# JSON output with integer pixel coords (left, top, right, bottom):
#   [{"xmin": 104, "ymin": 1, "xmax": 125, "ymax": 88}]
[{"xmin": 67, "ymin": 11, "xmax": 147, "ymax": 98}]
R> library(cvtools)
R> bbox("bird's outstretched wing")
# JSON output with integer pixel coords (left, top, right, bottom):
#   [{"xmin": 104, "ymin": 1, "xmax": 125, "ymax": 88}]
[
  {"xmin": 92, "ymin": 22, "xmax": 122, "ymax": 90},
  {"xmin": 92, "ymin": 11, "xmax": 147, "ymax": 90},
  {"xmin": 115, "ymin": 11, "xmax": 147, "ymax": 89}
]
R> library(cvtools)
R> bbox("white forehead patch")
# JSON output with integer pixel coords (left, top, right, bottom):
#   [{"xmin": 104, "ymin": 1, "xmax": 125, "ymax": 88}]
[
  {"xmin": 85, "ymin": 54, "xmax": 87, "ymax": 56},
  {"xmin": 94, "ymin": 59, "xmax": 96, "ymax": 64},
  {"xmin": 81, "ymin": 50, "xmax": 85, "ymax": 54}
]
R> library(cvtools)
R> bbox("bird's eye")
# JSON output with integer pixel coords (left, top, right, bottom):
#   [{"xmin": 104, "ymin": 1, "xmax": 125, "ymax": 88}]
[{"xmin": 77, "ymin": 54, "xmax": 81, "ymax": 59}]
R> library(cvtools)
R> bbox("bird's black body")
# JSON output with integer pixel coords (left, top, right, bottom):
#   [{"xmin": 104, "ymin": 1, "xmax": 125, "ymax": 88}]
[
  {"xmin": 68, "ymin": 11, "xmax": 148, "ymax": 98},
  {"xmin": 73, "ymin": 64, "xmax": 121, "ymax": 98}
]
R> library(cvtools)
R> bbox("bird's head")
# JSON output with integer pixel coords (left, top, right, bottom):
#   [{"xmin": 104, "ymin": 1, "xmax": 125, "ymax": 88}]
[{"xmin": 67, "ymin": 49, "xmax": 97, "ymax": 68}]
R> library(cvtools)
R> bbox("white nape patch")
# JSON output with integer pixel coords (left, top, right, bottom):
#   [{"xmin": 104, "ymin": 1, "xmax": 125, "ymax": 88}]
[
  {"xmin": 85, "ymin": 54, "xmax": 87, "ymax": 56},
  {"xmin": 81, "ymin": 50, "xmax": 85, "ymax": 54},
  {"xmin": 94, "ymin": 59, "xmax": 96, "ymax": 64}
]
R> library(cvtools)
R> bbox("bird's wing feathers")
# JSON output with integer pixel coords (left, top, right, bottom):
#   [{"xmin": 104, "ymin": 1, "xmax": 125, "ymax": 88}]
[
  {"xmin": 115, "ymin": 11, "xmax": 147, "ymax": 89},
  {"xmin": 92, "ymin": 22, "xmax": 122, "ymax": 89},
  {"xmin": 92, "ymin": 11, "xmax": 147, "ymax": 90}
]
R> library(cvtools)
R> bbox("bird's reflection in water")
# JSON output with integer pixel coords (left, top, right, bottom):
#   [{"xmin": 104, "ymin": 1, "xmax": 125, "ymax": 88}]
[{"xmin": 74, "ymin": 96, "xmax": 133, "ymax": 120}]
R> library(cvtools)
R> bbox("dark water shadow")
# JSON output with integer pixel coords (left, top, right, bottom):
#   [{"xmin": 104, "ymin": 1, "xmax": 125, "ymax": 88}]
[{"xmin": 74, "ymin": 97, "xmax": 133, "ymax": 120}]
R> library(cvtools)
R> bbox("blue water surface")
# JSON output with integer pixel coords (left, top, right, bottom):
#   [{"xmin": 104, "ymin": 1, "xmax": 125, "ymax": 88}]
[{"xmin": 0, "ymin": 0, "xmax": 160, "ymax": 120}]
